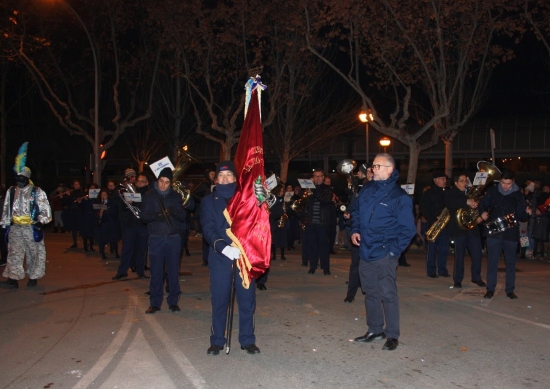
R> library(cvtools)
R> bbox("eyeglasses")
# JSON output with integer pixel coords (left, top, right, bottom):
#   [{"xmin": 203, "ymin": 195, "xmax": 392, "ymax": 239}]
[{"xmin": 371, "ymin": 164, "xmax": 391, "ymax": 170}]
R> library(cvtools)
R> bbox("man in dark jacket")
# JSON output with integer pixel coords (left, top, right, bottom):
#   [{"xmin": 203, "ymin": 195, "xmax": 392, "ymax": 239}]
[
  {"xmin": 479, "ymin": 170, "xmax": 530, "ymax": 299},
  {"xmin": 351, "ymin": 153, "xmax": 415, "ymax": 351},
  {"xmin": 420, "ymin": 171, "xmax": 451, "ymax": 278},
  {"xmin": 140, "ymin": 168, "xmax": 187, "ymax": 313},
  {"xmin": 201, "ymin": 161, "xmax": 260, "ymax": 356},
  {"xmin": 444, "ymin": 173, "xmax": 486, "ymax": 288},
  {"xmin": 305, "ymin": 169, "xmax": 333, "ymax": 275},
  {"xmin": 112, "ymin": 173, "xmax": 151, "ymax": 280}
]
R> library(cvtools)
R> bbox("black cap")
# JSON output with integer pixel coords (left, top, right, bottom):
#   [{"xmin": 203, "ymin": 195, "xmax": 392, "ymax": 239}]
[
  {"xmin": 158, "ymin": 167, "xmax": 173, "ymax": 181},
  {"xmin": 216, "ymin": 160, "xmax": 237, "ymax": 177}
]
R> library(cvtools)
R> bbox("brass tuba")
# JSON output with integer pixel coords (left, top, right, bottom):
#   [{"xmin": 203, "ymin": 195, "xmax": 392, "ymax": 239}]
[
  {"xmin": 456, "ymin": 161, "xmax": 501, "ymax": 230},
  {"xmin": 172, "ymin": 147, "xmax": 201, "ymax": 207}
]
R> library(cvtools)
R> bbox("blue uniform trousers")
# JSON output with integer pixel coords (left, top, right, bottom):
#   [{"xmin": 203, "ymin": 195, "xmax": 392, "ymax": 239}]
[
  {"xmin": 306, "ymin": 224, "xmax": 330, "ymax": 271},
  {"xmin": 426, "ymin": 228, "xmax": 450, "ymax": 276},
  {"xmin": 117, "ymin": 224, "xmax": 148, "ymax": 276},
  {"xmin": 346, "ymin": 245, "xmax": 361, "ymax": 298},
  {"xmin": 209, "ymin": 253, "xmax": 256, "ymax": 347},
  {"xmin": 359, "ymin": 255, "xmax": 400, "ymax": 339},
  {"xmin": 148, "ymin": 234, "xmax": 181, "ymax": 308},
  {"xmin": 486, "ymin": 237, "xmax": 517, "ymax": 293},
  {"xmin": 453, "ymin": 233, "xmax": 483, "ymax": 284}
]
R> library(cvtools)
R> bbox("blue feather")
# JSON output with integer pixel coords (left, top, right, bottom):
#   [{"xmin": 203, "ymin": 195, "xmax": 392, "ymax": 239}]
[{"xmin": 14, "ymin": 142, "xmax": 28, "ymax": 174}]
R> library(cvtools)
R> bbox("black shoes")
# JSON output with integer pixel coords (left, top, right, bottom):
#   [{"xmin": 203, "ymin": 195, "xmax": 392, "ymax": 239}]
[
  {"xmin": 399, "ymin": 262, "xmax": 412, "ymax": 267},
  {"xmin": 145, "ymin": 306, "xmax": 160, "ymax": 314},
  {"xmin": 307, "ymin": 269, "xmax": 315, "ymax": 274},
  {"xmin": 27, "ymin": 279, "xmax": 37, "ymax": 287},
  {"xmin": 137, "ymin": 274, "xmax": 149, "ymax": 279},
  {"xmin": 100, "ymin": 253, "xmax": 108, "ymax": 260},
  {"xmin": 241, "ymin": 344, "xmax": 261, "ymax": 354},
  {"xmin": 453, "ymin": 282, "xmax": 462, "ymax": 288},
  {"xmin": 0, "ymin": 278, "xmax": 18, "ymax": 289},
  {"xmin": 354, "ymin": 332, "xmax": 386, "ymax": 343},
  {"xmin": 185, "ymin": 249, "xmax": 191, "ymax": 257},
  {"xmin": 69, "ymin": 243, "xmax": 77, "ymax": 249},
  {"xmin": 323, "ymin": 270, "xmax": 331, "ymax": 275},
  {"xmin": 428, "ymin": 274, "xmax": 439, "ymax": 278},
  {"xmin": 112, "ymin": 274, "xmax": 128, "ymax": 280},
  {"xmin": 344, "ymin": 296, "xmax": 354, "ymax": 303},
  {"xmin": 257, "ymin": 284, "xmax": 267, "ymax": 290},
  {"xmin": 484, "ymin": 291, "xmax": 494, "ymax": 299},
  {"xmin": 207, "ymin": 344, "xmax": 224, "ymax": 355},
  {"xmin": 440, "ymin": 273, "xmax": 451, "ymax": 278},
  {"xmin": 382, "ymin": 338, "xmax": 399, "ymax": 351},
  {"xmin": 472, "ymin": 280, "xmax": 487, "ymax": 287},
  {"xmin": 280, "ymin": 256, "xmax": 287, "ymax": 261},
  {"xmin": 301, "ymin": 263, "xmax": 308, "ymax": 267},
  {"xmin": 169, "ymin": 305, "xmax": 181, "ymax": 312},
  {"xmin": 507, "ymin": 292, "xmax": 518, "ymax": 299}
]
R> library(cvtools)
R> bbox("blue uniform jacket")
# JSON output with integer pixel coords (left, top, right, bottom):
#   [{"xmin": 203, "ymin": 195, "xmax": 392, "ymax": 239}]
[
  {"xmin": 350, "ymin": 170, "xmax": 415, "ymax": 261},
  {"xmin": 140, "ymin": 184, "xmax": 187, "ymax": 236},
  {"xmin": 200, "ymin": 187, "xmax": 234, "ymax": 256}
]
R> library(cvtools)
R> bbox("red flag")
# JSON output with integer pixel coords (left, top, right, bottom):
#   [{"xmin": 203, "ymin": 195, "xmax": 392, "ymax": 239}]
[{"xmin": 224, "ymin": 88, "xmax": 271, "ymax": 289}]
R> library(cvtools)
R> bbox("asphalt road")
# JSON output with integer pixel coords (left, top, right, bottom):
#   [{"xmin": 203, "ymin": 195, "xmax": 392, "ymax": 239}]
[{"xmin": 1, "ymin": 230, "xmax": 549, "ymax": 389}]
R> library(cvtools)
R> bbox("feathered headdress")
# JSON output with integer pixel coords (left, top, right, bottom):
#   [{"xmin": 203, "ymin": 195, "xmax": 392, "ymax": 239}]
[{"xmin": 14, "ymin": 142, "xmax": 31, "ymax": 178}]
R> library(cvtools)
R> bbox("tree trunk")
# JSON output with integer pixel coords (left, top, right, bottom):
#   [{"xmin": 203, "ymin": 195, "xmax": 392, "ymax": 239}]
[
  {"xmin": 443, "ymin": 138, "xmax": 453, "ymax": 180},
  {"xmin": 406, "ymin": 144, "xmax": 420, "ymax": 184},
  {"xmin": 279, "ymin": 154, "xmax": 290, "ymax": 184}
]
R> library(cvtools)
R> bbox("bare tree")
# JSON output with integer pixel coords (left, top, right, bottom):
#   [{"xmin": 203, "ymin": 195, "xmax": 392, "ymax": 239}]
[
  {"xmin": 304, "ymin": 0, "xmax": 521, "ymax": 183},
  {"xmin": 6, "ymin": 0, "xmax": 160, "ymax": 185}
]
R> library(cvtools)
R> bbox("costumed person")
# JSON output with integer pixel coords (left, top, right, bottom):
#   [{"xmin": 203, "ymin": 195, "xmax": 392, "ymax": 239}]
[
  {"xmin": 140, "ymin": 167, "xmax": 187, "ymax": 313},
  {"xmin": 0, "ymin": 143, "xmax": 52, "ymax": 289},
  {"xmin": 201, "ymin": 76, "xmax": 271, "ymax": 356}
]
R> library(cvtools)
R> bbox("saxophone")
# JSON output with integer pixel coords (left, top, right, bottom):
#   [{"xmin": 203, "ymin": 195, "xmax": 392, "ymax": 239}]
[
  {"xmin": 278, "ymin": 203, "xmax": 288, "ymax": 228},
  {"xmin": 426, "ymin": 208, "xmax": 450, "ymax": 242}
]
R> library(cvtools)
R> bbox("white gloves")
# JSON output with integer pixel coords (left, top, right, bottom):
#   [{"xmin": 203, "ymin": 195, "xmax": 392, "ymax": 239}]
[{"xmin": 222, "ymin": 246, "xmax": 241, "ymax": 260}]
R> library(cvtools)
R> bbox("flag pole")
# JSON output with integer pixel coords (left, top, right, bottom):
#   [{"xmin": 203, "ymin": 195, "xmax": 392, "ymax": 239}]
[{"xmin": 225, "ymin": 261, "xmax": 237, "ymax": 354}]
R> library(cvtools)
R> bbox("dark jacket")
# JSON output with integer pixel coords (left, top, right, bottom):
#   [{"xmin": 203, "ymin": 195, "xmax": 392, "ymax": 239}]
[
  {"xmin": 444, "ymin": 186, "xmax": 472, "ymax": 238},
  {"xmin": 305, "ymin": 183, "xmax": 332, "ymax": 226},
  {"xmin": 420, "ymin": 185, "xmax": 447, "ymax": 229},
  {"xmin": 269, "ymin": 196, "xmax": 287, "ymax": 248},
  {"xmin": 478, "ymin": 183, "xmax": 528, "ymax": 241},
  {"xmin": 350, "ymin": 170, "xmax": 416, "ymax": 261},
  {"xmin": 141, "ymin": 183, "xmax": 187, "ymax": 236}
]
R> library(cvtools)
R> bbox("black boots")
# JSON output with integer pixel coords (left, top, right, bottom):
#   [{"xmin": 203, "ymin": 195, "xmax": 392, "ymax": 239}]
[
  {"xmin": 0, "ymin": 278, "xmax": 19, "ymax": 289},
  {"xmin": 27, "ymin": 279, "xmax": 37, "ymax": 287},
  {"xmin": 280, "ymin": 248, "xmax": 287, "ymax": 261}
]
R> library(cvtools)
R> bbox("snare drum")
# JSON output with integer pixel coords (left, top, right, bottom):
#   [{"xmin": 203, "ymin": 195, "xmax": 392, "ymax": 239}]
[{"xmin": 486, "ymin": 213, "xmax": 518, "ymax": 235}]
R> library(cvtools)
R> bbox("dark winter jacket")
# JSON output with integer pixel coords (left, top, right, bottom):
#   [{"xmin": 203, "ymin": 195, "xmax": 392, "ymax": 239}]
[
  {"xmin": 350, "ymin": 170, "xmax": 416, "ymax": 261},
  {"xmin": 141, "ymin": 183, "xmax": 187, "ymax": 236}
]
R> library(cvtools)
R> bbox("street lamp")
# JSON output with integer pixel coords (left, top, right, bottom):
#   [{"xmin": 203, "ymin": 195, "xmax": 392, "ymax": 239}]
[
  {"xmin": 359, "ymin": 111, "xmax": 374, "ymax": 164},
  {"xmin": 380, "ymin": 137, "xmax": 391, "ymax": 152},
  {"xmin": 52, "ymin": 0, "xmax": 101, "ymax": 185}
]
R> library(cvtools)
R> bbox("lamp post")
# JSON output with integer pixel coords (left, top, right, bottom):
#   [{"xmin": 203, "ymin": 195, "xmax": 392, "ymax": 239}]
[
  {"xmin": 359, "ymin": 111, "xmax": 374, "ymax": 165},
  {"xmin": 380, "ymin": 137, "xmax": 391, "ymax": 153},
  {"xmin": 55, "ymin": 0, "xmax": 101, "ymax": 186}
]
